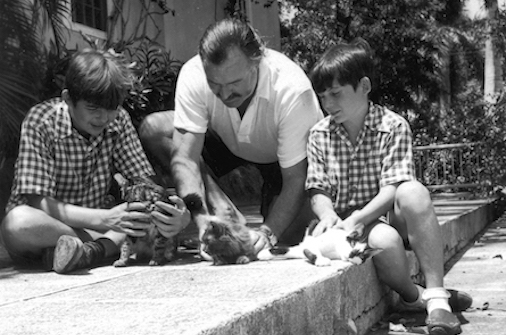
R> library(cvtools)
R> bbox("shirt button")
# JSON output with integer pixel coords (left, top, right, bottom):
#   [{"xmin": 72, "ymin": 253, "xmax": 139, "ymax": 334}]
[{"xmin": 350, "ymin": 185, "xmax": 358, "ymax": 192}]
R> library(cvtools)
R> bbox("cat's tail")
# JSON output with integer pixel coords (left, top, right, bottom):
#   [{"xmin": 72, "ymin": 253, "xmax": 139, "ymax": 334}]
[
  {"xmin": 303, "ymin": 249, "xmax": 318, "ymax": 264},
  {"xmin": 182, "ymin": 193, "xmax": 204, "ymax": 214}
]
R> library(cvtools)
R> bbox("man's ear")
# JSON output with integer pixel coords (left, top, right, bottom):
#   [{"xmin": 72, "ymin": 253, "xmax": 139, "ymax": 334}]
[{"xmin": 360, "ymin": 77, "xmax": 371, "ymax": 95}]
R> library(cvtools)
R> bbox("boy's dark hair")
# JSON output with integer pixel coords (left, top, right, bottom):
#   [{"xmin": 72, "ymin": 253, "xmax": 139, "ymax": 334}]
[
  {"xmin": 65, "ymin": 49, "xmax": 133, "ymax": 110},
  {"xmin": 199, "ymin": 18, "xmax": 265, "ymax": 67},
  {"xmin": 310, "ymin": 38, "xmax": 375, "ymax": 94}
]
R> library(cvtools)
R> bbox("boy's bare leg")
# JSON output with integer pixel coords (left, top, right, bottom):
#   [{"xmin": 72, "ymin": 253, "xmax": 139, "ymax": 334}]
[
  {"xmin": 1, "ymin": 205, "xmax": 123, "ymax": 271},
  {"xmin": 1, "ymin": 205, "xmax": 81, "ymax": 257},
  {"xmin": 392, "ymin": 181, "xmax": 445, "ymax": 289},
  {"xmin": 367, "ymin": 222, "xmax": 420, "ymax": 302}
]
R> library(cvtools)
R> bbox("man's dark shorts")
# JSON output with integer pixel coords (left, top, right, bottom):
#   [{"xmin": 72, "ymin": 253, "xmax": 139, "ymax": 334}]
[{"xmin": 202, "ymin": 129, "xmax": 282, "ymax": 218}]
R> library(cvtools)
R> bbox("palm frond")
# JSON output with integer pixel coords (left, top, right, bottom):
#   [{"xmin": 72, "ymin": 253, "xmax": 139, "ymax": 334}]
[{"xmin": 31, "ymin": 0, "xmax": 71, "ymax": 55}]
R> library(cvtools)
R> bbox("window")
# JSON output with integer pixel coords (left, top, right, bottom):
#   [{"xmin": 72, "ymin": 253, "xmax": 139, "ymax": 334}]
[{"xmin": 72, "ymin": 0, "xmax": 107, "ymax": 32}]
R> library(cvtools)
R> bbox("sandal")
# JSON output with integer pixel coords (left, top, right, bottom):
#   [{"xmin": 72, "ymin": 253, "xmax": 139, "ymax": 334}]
[
  {"xmin": 448, "ymin": 289, "xmax": 473, "ymax": 312},
  {"xmin": 426, "ymin": 308, "xmax": 462, "ymax": 335}
]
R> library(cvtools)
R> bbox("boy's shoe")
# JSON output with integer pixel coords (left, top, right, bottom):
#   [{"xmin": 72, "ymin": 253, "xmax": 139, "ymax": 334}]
[
  {"xmin": 448, "ymin": 289, "xmax": 473, "ymax": 312},
  {"xmin": 53, "ymin": 235, "xmax": 105, "ymax": 274},
  {"xmin": 426, "ymin": 309, "xmax": 462, "ymax": 335},
  {"xmin": 399, "ymin": 287, "xmax": 472, "ymax": 312}
]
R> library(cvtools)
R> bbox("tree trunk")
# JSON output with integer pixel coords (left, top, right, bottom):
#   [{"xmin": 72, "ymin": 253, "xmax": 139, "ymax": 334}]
[{"xmin": 484, "ymin": 0, "xmax": 503, "ymax": 102}]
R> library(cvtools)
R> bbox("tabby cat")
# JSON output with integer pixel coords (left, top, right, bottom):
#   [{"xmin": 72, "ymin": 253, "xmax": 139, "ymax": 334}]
[{"xmin": 113, "ymin": 174, "xmax": 178, "ymax": 267}]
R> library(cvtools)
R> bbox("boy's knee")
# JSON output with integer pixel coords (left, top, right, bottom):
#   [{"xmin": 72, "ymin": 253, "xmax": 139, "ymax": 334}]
[
  {"xmin": 395, "ymin": 180, "xmax": 432, "ymax": 209},
  {"xmin": 368, "ymin": 223, "xmax": 403, "ymax": 249},
  {"xmin": 1, "ymin": 206, "xmax": 34, "ymax": 238},
  {"xmin": 138, "ymin": 110, "xmax": 175, "ymax": 143}
]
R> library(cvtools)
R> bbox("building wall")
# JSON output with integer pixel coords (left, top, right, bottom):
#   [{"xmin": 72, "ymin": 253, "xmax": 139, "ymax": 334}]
[
  {"xmin": 164, "ymin": 0, "xmax": 281, "ymax": 62},
  {"xmin": 61, "ymin": 0, "xmax": 280, "ymax": 64}
]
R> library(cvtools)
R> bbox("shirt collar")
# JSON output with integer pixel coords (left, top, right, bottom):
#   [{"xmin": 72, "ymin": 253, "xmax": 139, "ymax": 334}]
[
  {"xmin": 54, "ymin": 101, "xmax": 73, "ymax": 139},
  {"xmin": 254, "ymin": 54, "xmax": 271, "ymax": 102},
  {"xmin": 364, "ymin": 102, "xmax": 382, "ymax": 130},
  {"xmin": 328, "ymin": 102, "xmax": 385, "ymax": 133}
]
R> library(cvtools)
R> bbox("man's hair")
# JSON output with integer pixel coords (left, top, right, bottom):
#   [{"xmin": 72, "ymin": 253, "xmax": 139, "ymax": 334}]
[
  {"xmin": 65, "ymin": 49, "xmax": 133, "ymax": 110},
  {"xmin": 310, "ymin": 38, "xmax": 375, "ymax": 94},
  {"xmin": 198, "ymin": 18, "xmax": 265, "ymax": 67}
]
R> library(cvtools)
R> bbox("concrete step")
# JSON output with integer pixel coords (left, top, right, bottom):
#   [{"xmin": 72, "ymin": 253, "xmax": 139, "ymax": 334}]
[{"xmin": 0, "ymin": 197, "xmax": 501, "ymax": 335}]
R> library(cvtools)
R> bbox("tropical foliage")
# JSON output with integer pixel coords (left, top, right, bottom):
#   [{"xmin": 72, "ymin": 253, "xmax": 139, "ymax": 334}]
[
  {"xmin": 278, "ymin": 0, "xmax": 506, "ymax": 194},
  {"xmin": 280, "ymin": 1, "xmax": 480, "ymax": 121},
  {"xmin": 0, "ymin": 0, "xmax": 69, "ymax": 158},
  {"xmin": 0, "ymin": 0, "xmax": 181, "ymax": 159}
]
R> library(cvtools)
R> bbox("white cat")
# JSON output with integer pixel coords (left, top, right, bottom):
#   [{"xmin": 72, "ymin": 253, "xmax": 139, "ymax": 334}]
[{"xmin": 257, "ymin": 224, "xmax": 381, "ymax": 266}]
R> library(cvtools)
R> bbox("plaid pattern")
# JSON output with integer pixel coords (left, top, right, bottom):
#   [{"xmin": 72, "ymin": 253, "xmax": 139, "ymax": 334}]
[
  {"xmin": 306, "ymin": 103, "xmax": 416, "ymax": 214},
  {"xmin": 6, "ymin": 98, "xmax": 155, "ymax": 212}
]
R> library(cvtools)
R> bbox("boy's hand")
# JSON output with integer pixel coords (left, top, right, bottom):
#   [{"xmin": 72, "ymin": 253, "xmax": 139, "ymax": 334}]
[
  {"xmin": 340, "ymin": 212, "xmax": 365, "ymax": 238},
  {"xmin": 106, "ymin": 202, "xmax": 151, "ymax": 237}
]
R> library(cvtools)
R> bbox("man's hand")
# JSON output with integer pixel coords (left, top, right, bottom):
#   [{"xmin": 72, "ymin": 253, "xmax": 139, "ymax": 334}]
[
  {"xmin": 151, "ymin": 195, "xmax": 191, "ymax": 238},
  {"xmin": 250, "ymin": 225, "xmax": 277, "ymax": 256},
  {"xmin": 104, "ymin": 202, "xmax": 151, "ymax": 237}
]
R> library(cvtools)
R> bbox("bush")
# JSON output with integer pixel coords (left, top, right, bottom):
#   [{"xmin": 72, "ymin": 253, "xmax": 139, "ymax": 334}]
[{"xmin": 412, "ymin": 82, "xmax": 506, "ymax": 196}]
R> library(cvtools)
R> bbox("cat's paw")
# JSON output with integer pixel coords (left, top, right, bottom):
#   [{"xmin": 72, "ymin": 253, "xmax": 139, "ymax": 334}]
[
  {"xmin": 113, "ymin": 258, "xmax": 129, "ymax": 267},
  {"xmin": 314, "ymin": 256, "xmax": 332, "ymax": 267},
  {"xmin": 213, "ymin": 258, "xmax": 226, "ymax": 266},
  {"xmin": 257, "ymin": 249, "xmax": 274, "ymax": 260},
  {"xmin": 149, "ymin": 259, "xmax": 167, "ymax": 266},
  {"xmin": 236, "ymin": 256, "xmax": 251, "ymax": 264}
]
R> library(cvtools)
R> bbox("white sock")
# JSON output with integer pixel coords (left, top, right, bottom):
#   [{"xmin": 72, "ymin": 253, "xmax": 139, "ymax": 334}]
[{"xmin": 422, "ymin": 287, "xmax": 451, "ymax": 314}]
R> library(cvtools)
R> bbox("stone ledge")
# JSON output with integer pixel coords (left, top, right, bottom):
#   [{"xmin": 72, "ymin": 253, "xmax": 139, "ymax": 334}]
[
  {"xmin": 181, "ymin": 198, "xmax": 501, "ymax": 335},
  {"xmin": 214, "ymin": 197, "xmax": 501, "ymax": 335},
  {"xmin": 0, "ymin": 198, "xmax": 501, "ymax": 335}
]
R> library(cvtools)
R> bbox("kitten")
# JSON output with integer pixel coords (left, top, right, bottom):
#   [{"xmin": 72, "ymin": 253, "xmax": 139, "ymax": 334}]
[
  {"xmin": 183, "ymin": 193, "xmax": 274, "ymax": 265},
  {"xmin": 200, "ymin": 220, "xmax": 256, "ymax": 265},
  {"xmin": 257, "ymin": 220, "xmax": 381, "ymax": 266},
  {"xmin": 113, "ymin": 174, "xmax": 178, "ymax": 267}
]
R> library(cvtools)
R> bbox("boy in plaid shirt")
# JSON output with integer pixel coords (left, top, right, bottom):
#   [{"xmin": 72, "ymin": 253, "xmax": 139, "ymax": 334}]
[
  {"xmin": 0, "ymin": 50, "xmax": 190, "ymax": 274},
  {"xmin": 306, "ymin": 39, "xmax": 470, "ymax": 335}
]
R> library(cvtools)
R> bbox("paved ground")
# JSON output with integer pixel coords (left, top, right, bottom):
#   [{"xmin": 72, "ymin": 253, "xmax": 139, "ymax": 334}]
[
  {"xmin": 0, "ymin": 199, "xmax": 504, "ymax": 335},
  {"xmin": 365, "ymin": 212, "xmax": 506, "ymax": 335}
]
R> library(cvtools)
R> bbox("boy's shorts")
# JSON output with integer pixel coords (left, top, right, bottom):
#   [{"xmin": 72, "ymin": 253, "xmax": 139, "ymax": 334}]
[
  {"xmin": 7, "ymin": 249, "xmax": 42, "ymax": 266},
  {"xmin": 202, "ymin": 129, "xmax": 282, "ymax": 217}
]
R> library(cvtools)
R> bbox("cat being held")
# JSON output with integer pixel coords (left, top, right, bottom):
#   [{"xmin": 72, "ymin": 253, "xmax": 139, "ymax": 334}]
[
  {"xmin": 113, "ymin": 174, "xmax": 178, "ymax": 267},
  {"xmin": 257, "ymin": 220, "xmax": 381, "ymax": 266}
]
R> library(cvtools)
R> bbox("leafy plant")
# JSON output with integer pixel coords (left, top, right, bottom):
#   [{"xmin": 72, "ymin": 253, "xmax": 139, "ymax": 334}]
[
  {"xmin": 0, "ymin": 0, "xmax": 69, "ymax": 158},
  {"xmin": 122, "ymin": 41, "xmax": 182, "ymax": 128},
  {"xmin": 279, "ymin": 0, "xmax": 484, "ymax": 137},
  {"xmin": 419, "ymin": 82, "xmax": 506, "ymax": 196}
]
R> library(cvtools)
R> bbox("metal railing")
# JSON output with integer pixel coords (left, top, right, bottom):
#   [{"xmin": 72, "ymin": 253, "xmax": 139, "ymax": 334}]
[{"xmin": 413, "ymin": 142, "xmax": 481, "ymax": 192}]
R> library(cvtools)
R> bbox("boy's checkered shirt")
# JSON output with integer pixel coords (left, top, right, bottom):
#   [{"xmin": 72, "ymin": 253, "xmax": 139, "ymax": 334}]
[
  {"xmin": 6, "ymin": 98, "xmax": 155, "ymax": 212},
  {"xmin": 306, "ymin": 103, "xmax": 416, "ymax": 214}
]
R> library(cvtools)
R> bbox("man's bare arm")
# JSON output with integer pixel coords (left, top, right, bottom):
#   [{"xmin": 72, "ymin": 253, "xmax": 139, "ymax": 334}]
[
  {"xmin": 170, "ymin": 128, "xmax": 209, "ymax": 229},
  {"xmin": 263, "ymin": 159, "xmax": 308, "ymax": 239}
]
